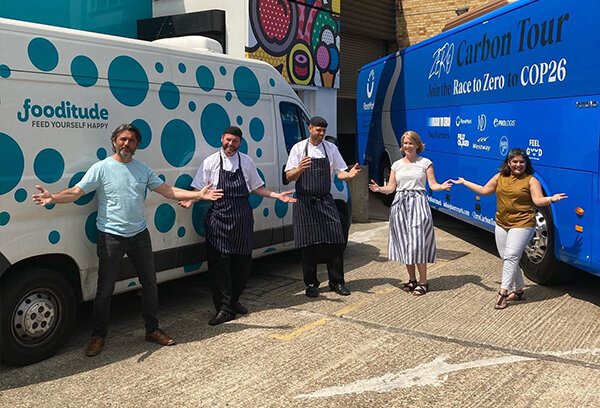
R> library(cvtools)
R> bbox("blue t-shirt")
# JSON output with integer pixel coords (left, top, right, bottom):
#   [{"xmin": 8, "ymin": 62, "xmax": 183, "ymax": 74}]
[{"xmin": 76, "ymin": 157, "xmax": 164, "ymax": 237}]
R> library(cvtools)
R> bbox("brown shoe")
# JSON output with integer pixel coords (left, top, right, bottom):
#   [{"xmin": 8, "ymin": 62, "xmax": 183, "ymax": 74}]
[
  {"xmin": 85, "ymin": 335, "xmax": 105, "ymax": 357},
  {"xmin": 145, "ymin": 329, "xmax": 176, "ymax": 346}
]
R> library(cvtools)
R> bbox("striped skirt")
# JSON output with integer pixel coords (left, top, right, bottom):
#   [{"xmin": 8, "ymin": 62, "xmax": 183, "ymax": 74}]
[{"xmin": 388, "ymin": 190, "xmax": 437, "ymax": 264}]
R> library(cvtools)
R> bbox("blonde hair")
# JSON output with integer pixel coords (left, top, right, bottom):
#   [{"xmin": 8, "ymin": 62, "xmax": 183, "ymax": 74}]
[{"xmin": 401, "ymin": 130, "xmax": 425, "ymax": 154}]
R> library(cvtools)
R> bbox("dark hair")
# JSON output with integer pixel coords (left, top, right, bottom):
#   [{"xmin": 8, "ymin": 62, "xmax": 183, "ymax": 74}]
[
  {"xmin": 111, "ymin": 123, "xmax": 142, "ymax": 152},
  {"xmin": 309, "ymin": 116, "xmax": 328, "ymax": 127},
  {"xmin": 223, "ymin": 125, "xmax": 243, "ymax": 138},
  {"xmin": 498, "ymin": 148, "xmax": 535, "ymax": 176}
]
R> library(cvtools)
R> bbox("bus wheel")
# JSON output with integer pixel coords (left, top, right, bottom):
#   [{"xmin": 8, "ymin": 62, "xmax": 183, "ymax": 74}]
[
  {"xmin": 520, "ymin": 205, "xmax": 572, "ymax": 285},
  {"xmin": 379, "ymin": 155, "xmax": 394, "ymax": 207},
  {"xmin": 0, "ymin": 268, "xmax": 77, "ymax": 365}
]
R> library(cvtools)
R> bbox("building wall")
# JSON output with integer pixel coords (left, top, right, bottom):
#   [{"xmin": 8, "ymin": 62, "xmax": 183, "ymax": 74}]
[
  {"xmin": 396, "ymin": 0, "xmax": 490, "ymax": 48},
  {"xmin": 0, "ymin": 0, "xmax": 151, "ymax": 38}
]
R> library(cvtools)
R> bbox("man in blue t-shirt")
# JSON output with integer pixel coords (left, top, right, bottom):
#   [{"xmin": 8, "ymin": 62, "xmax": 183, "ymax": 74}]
[{"xmin": 33, "ymin": 123, "xmax": 223, "ymax": 357}]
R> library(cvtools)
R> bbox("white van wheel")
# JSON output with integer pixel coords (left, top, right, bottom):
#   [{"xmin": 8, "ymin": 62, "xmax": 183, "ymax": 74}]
[{"xmin": 1, "ymin": 268, "xmax": 76, "ymax": 365}]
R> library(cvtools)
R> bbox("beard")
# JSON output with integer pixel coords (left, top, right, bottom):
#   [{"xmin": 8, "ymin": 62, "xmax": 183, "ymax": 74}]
[
  {"xmin": 116, "ymin": 146, "xmax": 135, "ymax": 159},
  {"xmin": 222, "ymin": 144, "xmax": 238, "ymax": 156}
]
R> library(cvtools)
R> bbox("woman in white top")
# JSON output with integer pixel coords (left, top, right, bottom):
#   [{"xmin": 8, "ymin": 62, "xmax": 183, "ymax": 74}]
[{"xmin": 369, "ymin": 131, "xmax": 451, "ymax": 296}]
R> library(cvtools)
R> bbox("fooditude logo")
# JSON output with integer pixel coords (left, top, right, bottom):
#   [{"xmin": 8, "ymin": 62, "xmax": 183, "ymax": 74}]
[{"xmin": 17, "ymin": 99, "xmax": 109, "ymax": 122}]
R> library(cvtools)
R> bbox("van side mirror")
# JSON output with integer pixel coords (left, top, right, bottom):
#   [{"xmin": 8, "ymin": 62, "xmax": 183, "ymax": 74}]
[{"xmin": 324, "ymin": 135, "xmax": 339, "ymax": 148}]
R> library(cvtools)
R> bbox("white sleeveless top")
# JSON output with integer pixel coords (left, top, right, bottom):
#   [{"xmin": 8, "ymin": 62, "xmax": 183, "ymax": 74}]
[{"xmin": 391, "ymin": 156, "xmax": 432, "ymax": 192}]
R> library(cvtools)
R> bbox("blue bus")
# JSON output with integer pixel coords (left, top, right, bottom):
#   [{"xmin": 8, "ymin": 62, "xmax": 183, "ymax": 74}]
[{"xmin": 356, "ymin": 0, "xmax": 598, "ymax": 284}]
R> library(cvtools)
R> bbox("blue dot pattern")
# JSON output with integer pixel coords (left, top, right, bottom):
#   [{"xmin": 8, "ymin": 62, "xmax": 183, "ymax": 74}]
[
  {"xmin": 175, "ymin": 174, "xmax": 193, "ymax": 190},
  {"xmin": 96, "ymin": 148, "xmax": 107, "ymax": 160},
  {"xmin": 132, "ymin": 119, "xmax": 151, "ymax": 150},
  {"xmin": 195, "ymin": 65, "xmax": 214, "ymax": 91},
  {"xmin": 225, "ymin": 92, "xmax": 232, "ymax": 101},
  {"xmin": 161, "ymin": 119, "xmax": 195, "ymax": 167},
  {"xmin": 68, "ymin": 172, "xmax": 96, "ymax": 205},
  {"xmin": 189, "ymin": 101, "xmax": 196, "ymax": 112},
  {"xmin": 34, "ymin": 148, "xmax": 64, "ymax": 184},
  {"xmin": 184, "ymin": 262, "xmax": 203, "ymax": 273},
  {"xmin": 0, "ymin": 133, "xmax": 25, "ymax": 195},
  {"xmin": 269, "ymin": 78, "xmax": 275, "ymax": 87},
  {"xmin": 0, "ymin": 65, "xmax": 11, "ymax": 78},
  {"xmin": 240, "ymin": 138, "xmax": 249, "ymax": 154},
  {"xmin": 248, "ymin": 168, "xmax": 265, "ymax": 209},
  {"xmin": 28, "ymin": 38, "xmax": 58, "ymax": 71},
  {"xmin": 108, "ymin": 56, "xmax": 149, "ymax": 107},
  {"xmin": 159, "ymin": 81, "xmax": 180, "ymax": 110},
  {"xmin": 219, "ymin": 66, "xmax": 226, "ymax": 75},
  {"xmin": 256, "ymin": 148, "xmax": 262, "ymax": 158},
  {"xmin": 155, "ymin": 62, "xmax": 164, "ymax": 73},
  {"xmin": 192, "ymin": 201, "xmax": 212, "ymax": 237},
  {"xmin": 0, "ymin": 212, "xmax": 10, "ymax": 226},
  {"xmin": 250, "ymin": 117, "xmax": 265, "ymax": 142},
  {"xmin": 334, "ymin": 174, "xmax": 344, "ymax": 192},
  {"xmin": 14, "ymin": 188, "xmax": 27, "ymax": 203},
  {"xmin": 178, "ymin": 226, "xmax": 186, "ymax": 237},
  {"xmin": 236, "ymin": 115, "xmax": 243, "ymax": 125},
  {"xmin": 71, "ymin": 55, "xmax": 98, "ymax": 87},
  {"xmin": 201, "ymin": 103, "xmax": 230, "ymax": 148},
  {"xmin": 85, "ymin": 212, "xmax": 98, "ymax": 243},
  {"xmin": 48, "ymin": 230, "xmax": 60, "ymax": 244},
  {"xmin": 178, "ymin": 63, "xmax": 186, "ymax": 73},
  {"xmin": 233, "ymin": 66, "xmax": 261, "ymax": 107},
  {"xmin": 275, "ymin": 200, "xmax": 288, "ymax": 218},
  {"xmin": 45, "ymin": 204, "xmax": 55, "ymax": 210},
  {"xmin": 263, "ymin": 208, "xmax": 269, "ymax": 217},
  {"xmin": 155, "ymin": 203, "xmax": 176, "ymax": 233}
]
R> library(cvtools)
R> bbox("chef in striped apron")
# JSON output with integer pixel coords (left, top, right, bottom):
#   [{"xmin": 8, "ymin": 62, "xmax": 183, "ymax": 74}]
[
  {"xmin": 285, "ymin": 116, "xmax": 361, "ymax": 298},
  {"xmin": 181, "ymin": 126, "xmax": 295, "ymax": 325}
]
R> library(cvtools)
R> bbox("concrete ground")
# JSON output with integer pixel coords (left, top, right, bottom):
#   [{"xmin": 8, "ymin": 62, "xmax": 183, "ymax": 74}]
[{"xmin": 1, "ymin": 193, "xmax": 600, "ymax": 407}]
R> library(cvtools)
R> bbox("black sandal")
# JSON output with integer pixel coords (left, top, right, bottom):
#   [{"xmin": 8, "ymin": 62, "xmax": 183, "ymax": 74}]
[
  {"xmin": 402, "ymin": 280, "xmax": 417, "ymax": 292},
  {"xmin": 495, "ymin": 291, "xmax": 509, "ymax": 309},
  {"xmin": 507, "ymin": 291, "xmax": 525, "ymax": 301},
  {"xmin": 413, "ymin": 283, "xmax": 429, "ymax": 296}
]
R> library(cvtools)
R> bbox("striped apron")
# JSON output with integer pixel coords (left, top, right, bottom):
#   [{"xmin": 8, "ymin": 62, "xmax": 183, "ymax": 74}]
[
  {"xmin": 388, "ymin": 190, "xmax": 437, "ymax": 264},
  {"xmin": 204, "ymin": 153, "xmax": 253, "ymax": 255},
  {"xmin": 293, "ymin": 141, "xmax": 345, "ymax": 248}
]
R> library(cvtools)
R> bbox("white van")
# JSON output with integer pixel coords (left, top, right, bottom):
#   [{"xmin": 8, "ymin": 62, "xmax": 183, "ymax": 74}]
[{"xmin": 0, "ymin": 17, "xmax": 351, "ymax": 365}]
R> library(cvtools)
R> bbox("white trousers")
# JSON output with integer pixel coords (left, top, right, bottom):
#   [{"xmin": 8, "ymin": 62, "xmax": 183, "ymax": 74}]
[{"xmin": 494, "ymin": 226, "xmax": 535, "ymax": 291}]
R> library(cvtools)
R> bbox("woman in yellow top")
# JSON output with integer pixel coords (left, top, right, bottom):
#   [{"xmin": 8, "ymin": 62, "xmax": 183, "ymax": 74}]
[{"xmin": 452, "ymin": 148, "xmax": 567, "ymax": 309}]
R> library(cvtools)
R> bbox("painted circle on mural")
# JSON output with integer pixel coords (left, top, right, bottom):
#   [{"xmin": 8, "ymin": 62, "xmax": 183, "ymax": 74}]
[
  {"xmin": 189, "ymin": 101, "xmax": 196, "ymax": 112},
  {"xmin": 68, "ymin": 172, "xmax": 96, "ymax": 205},
  {"xmin": 48, "ymin": 230, "xmax": 60, "ymax": 244},
  {"xmin": 178, "ymin": 226, "xmax": 186, "ymax": 238},
  {"xmin": 288, "ymin": 42, "xmax": 313, "ymax": 85},
  {"xmin": 96, "ymin": 148, "xmax": 107, "ymax": 160},
  {"xmin": 155, "ymin": 203, "xmax": 176, "ymax": 233},
  {"xmin": 316, "ymin": 45, "xmax": 330, "ymax": 71},
  {"xmin": 85, "ymin": 211, "xmax": 98, "ymax": 243},
  {"xmin": 192, "ymin": 201, "xmax": 212, "ymax": 237},
  {"xmin": 334, "ymin": 174, "xmax": 344, "ymax": 192},
  {"xmin": 248, "ymin": 168, "xmax": 266, "ymax": 209},
  {"xmin": 14, "ymin": 188, "xmax": 27, "ymax": 203},
  {"xmin": 175, "ymin": 174, "xmax": 194, "ymax": 190},
  {"xmin": 0, "ymin": 65, "xmax": 11, "ymax": 78},
  {"xmin": 201, "ymin": 103, "xmax": 230, "ymax": 148},
  {"xmin": 234, "ymin": 66, "xmax": 261, "ymax": 107},
  {"xmin": 195, "ymin": 65, "xmax": 214, "ymax": 92},
  {"xmin": 161, "ymin": 119, "xmax": 195, "ymax": 167},
  {"xmin": 219, "ymin": 66, "xmax": 227, "ymax": 76},
  {"xmin": 108, "ymin": 56, "xmax": 149, "ymax": 107},
  {"xmin": 34, "ymin": 148, "xmax": 64, "ymax": 184},
  {"xmin": 256, "ymin": 148, "xmax": 262, "ymax": 158},
  {"xmin": 155, "ymin": 62, "xmax": 164, "ymax": 73},
  {"xmin": 0, "ymin": 212, "xmax": 9, "ymax": 226},
  {"xmin": 250, "ymin": 117, "xmax": 265, "ymax": 142},
  {"xmin": 250, "ymin": 0, "xmax": 298, "ymax": 55},
  {"xmin": 236, "ymin": 115, "xmax": 243, "ymax": 125},
  {"xmin": 329, "ymin": 47, "xmax": 339, "ymax": 71},
  {"xmin": 312, "ymin": 11, "xmax": 338, "ymax": 49},
  {"xmin": 159, "ymin": 81, "xmax": 180, "ymax": 110},
  {"xmin": 28, "ymin": 37, "xmax": 59, "ymax": 71},
  {"xmin": 131, "ymin": 119, "xmax": 151, "ymax": 150},
  {"xmin": 71, "ymin": 55, "xmax": 98, "ymax": 87},
  {"xmin": 274, "ymin": 199, "xmax": 288, "ymax": 218},
  {"xmin": 178, "ymin": 63, "xmax": 186, "ymax": 73},
  {"xmin": 321, "ymin": 28, "xmax": 335, "ymax": 45},
  {"xmin": 0, "ymin": 132, "xmax": 24, "ymax": 195}
]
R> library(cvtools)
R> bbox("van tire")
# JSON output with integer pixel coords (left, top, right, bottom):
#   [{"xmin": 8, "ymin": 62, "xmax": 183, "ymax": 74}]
[
  {"xmin": 1, "ymin": 268, "xmax": 77, "ymax": 365},
  {"xmin": 379, "ymin": 154, "xmax": 394, "ymax": 207},
  {"xmin": 520, "ymin": 205, "xmax": 572, "ymax": 285}
]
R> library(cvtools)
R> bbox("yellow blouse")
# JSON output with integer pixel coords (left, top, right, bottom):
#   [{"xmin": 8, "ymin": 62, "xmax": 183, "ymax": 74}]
[{"xmin": 495, "ymin": 173, "xmax": 535, "ymax": 229}]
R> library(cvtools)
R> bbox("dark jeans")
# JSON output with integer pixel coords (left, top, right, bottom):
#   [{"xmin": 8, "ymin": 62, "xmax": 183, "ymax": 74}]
[
  {"xmin": 300, "ymin": 243, "xmax": 345, "ymax": 287},
  {"xmin": 93, "ymin": 229, "xmax": 158, "ymax": 337},
  {"xmin": 206, "ymin": 242, "xmax": 252, "ymax": 315}
]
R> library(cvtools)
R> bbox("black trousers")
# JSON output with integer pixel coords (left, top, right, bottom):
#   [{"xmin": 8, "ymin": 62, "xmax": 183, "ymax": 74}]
[
  {"xmin": 300, "ymin": 243, "xmax": 345, "ymax": 287},
  {"xmin": 206, "ymin": 242, "xmax": 252, "ymax": 314},
  {"xmin": 94, "ymin": 229, "xmax": 158, "ymax": 337}
]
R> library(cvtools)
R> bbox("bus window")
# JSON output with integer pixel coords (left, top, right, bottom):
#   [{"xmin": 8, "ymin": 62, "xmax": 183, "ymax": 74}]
[{"xmin": 279, "ymin": 102, "xmax": 307, "ymax": 153}]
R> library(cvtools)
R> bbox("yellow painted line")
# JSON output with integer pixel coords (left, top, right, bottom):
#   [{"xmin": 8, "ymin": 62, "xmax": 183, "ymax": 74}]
[
  {"xmin": 269, "ymin": 318, "xmax": 331, "ymax": 341},
  {"xmin": 332, "ymin": 286, "xmax": 399, "ymax": 316}
]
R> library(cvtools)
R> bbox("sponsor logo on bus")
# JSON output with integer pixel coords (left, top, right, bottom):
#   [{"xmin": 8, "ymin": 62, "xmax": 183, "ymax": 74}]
[
  {"xmin": 427, "ymin": 116, "xmax": 451, "ymax": 127},
  {"xmin": 527, "ymin": 139, "xmax": 543, "ymax": 160},
  {"xmin": 455, "ymin": 116, "xmax": 473, "ymax": 127},
  {"xmin": 457, "ymin": 133, "xmax": 470, "ymax": 147},
  {"xmin": 477, "ymin": 114, "xmax": 487, "ymax": 131},
  {"xmin": 499, "ymin": 135, "xmax": 509, "ymax": 156},
  {"xmin": 493, "ymin": 118, "xmax": 517, "ymax": 127}
]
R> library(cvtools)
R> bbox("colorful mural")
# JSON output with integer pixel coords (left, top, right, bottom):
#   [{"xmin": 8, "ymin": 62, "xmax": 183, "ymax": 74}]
[{"xmin": 246, "ymin": 0, "xmax": 340, "ymax": 88}]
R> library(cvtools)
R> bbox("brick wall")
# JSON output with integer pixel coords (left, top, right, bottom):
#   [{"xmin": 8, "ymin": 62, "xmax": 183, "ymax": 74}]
[{"xmin": 396, "ymin": 0, "xmax": 490, "ymax": 48}]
